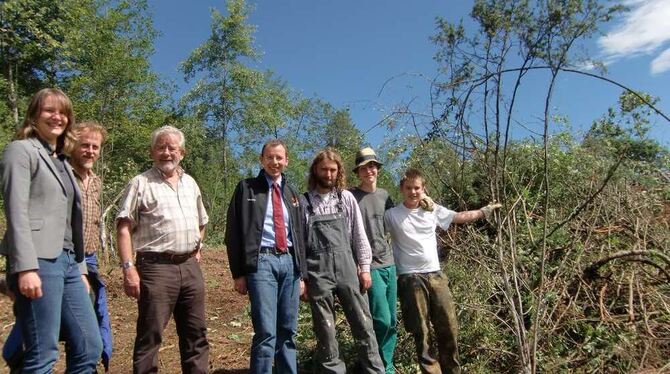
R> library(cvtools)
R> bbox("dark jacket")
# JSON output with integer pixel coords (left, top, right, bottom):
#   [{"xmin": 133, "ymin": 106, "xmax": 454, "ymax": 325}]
[{"xmin": 225, "ymin": 170, "xmax": 306, "ymax": 279}]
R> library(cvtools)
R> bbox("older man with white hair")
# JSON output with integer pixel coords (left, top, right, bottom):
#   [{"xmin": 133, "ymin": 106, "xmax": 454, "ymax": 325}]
[{"xmin": 116, "ymin": 125, "xmax": 209, "ymax": 373}]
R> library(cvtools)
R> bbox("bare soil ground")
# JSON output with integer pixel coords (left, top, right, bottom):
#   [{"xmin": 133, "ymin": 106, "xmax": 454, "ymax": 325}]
[{"xmin": 0, "ymin": 249, "xmax": 254, "ymax": 373}]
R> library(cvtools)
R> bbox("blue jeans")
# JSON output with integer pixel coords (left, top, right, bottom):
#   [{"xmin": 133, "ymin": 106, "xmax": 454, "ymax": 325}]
[
  {"xmin": 85, "ymin": 253, "xmax": 113, "ymax": 370},
  {"xmin": 2, "ymin": 321, "xmax": 23, "ymax": 369},
  {"xmin": 246, "ymin": 252, "xmax": 300, "ymax": 374},
  {"xmin": 10, "ymin": 250, "xmax": 102, "ymax": 373}
]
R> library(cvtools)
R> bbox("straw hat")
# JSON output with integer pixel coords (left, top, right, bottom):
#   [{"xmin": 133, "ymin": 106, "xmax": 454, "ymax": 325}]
[{"xmin": 353, "ymin": 147, "xmax": 383, "ymax": 172}]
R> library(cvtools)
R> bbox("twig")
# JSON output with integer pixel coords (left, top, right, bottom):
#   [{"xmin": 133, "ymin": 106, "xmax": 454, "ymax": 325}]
[
  {"xmin": 584, "ymin": 250, "xmax": 670, "ymax": 278},
  {"xmin": 599, "ymin": 284, "xmax": 610, "ymax": 321},
  {"xmin": 628, "ymin": 271, "xmax": 635, "ymax": 323},
  {"xmin": 543, "ymin": 155, "xmax": 624, "ymax": 242},
  {"xmin": 438, "ymin": 65, "xmax": 670, "ymax": 123},
  {"xmin": 636, "ymin": 280, "xmax": 656, "ymax": 338}
]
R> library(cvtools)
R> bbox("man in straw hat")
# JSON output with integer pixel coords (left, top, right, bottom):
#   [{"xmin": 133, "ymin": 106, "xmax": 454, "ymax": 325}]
[{"xmin": 349, "ymin": 147, "xmax": 396, "ymax": 374}]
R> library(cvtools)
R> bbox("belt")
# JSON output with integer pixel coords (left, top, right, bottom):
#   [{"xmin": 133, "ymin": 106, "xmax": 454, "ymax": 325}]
[
  {"xmin": 137, "ymin": 248, "xmax": 199, "ymax": 264},
  {"xmin": 259, "ymin": 246, "xmax": 293, "ymax": 255}
]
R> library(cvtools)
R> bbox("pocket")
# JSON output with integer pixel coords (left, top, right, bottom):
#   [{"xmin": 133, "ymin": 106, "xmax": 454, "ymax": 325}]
[
  {"xmin": 137, "ymin": 255, "xmax": 157, "ymax": 266},
  {"xmin": 30, "ymin": 218, "xmax": 44, "ymax": 231},
  {"xmin": 257, "ymin": 253, "xmax": 269, "ymax": 265},
  {"xmin": 306, "ymin": 253, "xmax": 321, "ymax": 272}
]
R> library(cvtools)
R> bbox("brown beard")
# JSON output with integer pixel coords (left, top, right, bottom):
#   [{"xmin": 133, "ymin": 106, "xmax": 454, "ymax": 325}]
[{"xmin": 317, "ymin": 177, "xmax": 334, "ymax": 189}]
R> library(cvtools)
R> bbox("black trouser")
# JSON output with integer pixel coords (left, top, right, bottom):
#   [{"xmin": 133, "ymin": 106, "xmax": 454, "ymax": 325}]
[{"xmin": 134, "ymin": 255, "xmax": 209, "ymax": 374}]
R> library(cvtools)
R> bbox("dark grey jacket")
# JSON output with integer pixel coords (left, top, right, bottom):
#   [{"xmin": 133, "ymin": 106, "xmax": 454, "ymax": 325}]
[
  {"xmin": 0, "ymin": 137, "xmax": 85, "ymax": 274},
  {"xmin": 225, "ymin": 170, "xmax": 306, "ymax": 279}
]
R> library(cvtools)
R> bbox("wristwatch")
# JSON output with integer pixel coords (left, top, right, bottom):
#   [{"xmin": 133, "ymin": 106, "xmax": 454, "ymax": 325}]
[{"xmin": 121, "ymin": 260, "xmax": 135, "ymax": 270}]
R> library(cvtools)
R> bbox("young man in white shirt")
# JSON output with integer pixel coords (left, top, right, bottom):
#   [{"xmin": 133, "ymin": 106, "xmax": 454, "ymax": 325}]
[{"xmin": 384, "ymin": 168, "xmax": 500, "ymax": 374}]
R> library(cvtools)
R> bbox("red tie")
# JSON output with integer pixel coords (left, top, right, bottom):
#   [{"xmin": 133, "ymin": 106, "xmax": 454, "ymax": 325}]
[{"xmin": 272, "ymin": 183, "xmax": 288, "ymax": 252}]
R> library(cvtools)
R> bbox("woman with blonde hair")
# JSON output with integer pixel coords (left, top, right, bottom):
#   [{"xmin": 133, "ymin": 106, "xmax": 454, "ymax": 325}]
[{"xmin": 1, "ymin": 88, "xmax": 102, "ymax": 372}]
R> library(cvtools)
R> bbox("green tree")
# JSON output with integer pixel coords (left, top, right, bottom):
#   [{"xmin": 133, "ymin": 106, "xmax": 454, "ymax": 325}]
[
  {"xmin": 181, "ymin": 0, "xmax": 294, "ymax": 166},
  {"xmin": 323, "ymin": 109, "xmax": 362, "ymax": 170},
  {"xmin": 380, "ymin": 1, "xmax": 669, "ymax": 372},
  {"xmin": 64, "ymin": 0, "xmax": 168, "ymax": 173},
  {"xmin": 180, "ymin": 0, "xmax": 296, "ymax": 230},
  {"xmin": 0, "ymin": 0, "xmax": 74, "ymax": 139},
  {"xmin": 61, "ymin": 0, "xmax": 174, "ymax": 257},
  {"xmin": 585, "ymin": 91, "xmax": 667, "ymax": 166}
]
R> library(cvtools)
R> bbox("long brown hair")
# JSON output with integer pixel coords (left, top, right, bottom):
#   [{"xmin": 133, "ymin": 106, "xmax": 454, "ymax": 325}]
[
  {"xmin": 308, "ymin": 147, "xmax": 347, "ymax": 191},
  {"xmin": 15, "ymin": 88, "xmax": 77, "ymax": 155}
]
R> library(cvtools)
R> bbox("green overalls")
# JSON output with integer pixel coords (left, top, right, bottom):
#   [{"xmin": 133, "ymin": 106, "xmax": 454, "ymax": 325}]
[{"xmin": 304, "ymin": 193, "xmax": 385, "ymax": 374}]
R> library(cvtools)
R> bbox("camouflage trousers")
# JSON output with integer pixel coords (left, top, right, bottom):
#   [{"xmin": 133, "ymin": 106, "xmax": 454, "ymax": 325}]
[{"xmin": 397, "ymin": 271, "xmax": 460, "ymax": 374}]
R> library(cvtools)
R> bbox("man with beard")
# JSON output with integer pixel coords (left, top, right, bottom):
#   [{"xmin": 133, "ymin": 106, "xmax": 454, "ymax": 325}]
[
  {"xmin": 225, "ymin": 139, "xmax": 306, "ymax": 374},
  {"xmin": 116, "ymin": 125, "xmax": 209, "ymax": 373},
  {"xmin": 71, "ymin": 121, "xmax": 113, "ymax": 370},
  {"xmin": 300, "ymin": 147, "xmax": 385, "ymax": 374}
]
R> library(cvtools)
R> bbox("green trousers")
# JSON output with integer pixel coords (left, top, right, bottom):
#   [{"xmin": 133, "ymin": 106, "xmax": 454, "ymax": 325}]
[
  {"xmin": 398, "ymin": 271, "xmax": 460, "ymax": 374},
  {"xmin": 368, "ymin": 265, "xmax": 398, "ymax": 374}
]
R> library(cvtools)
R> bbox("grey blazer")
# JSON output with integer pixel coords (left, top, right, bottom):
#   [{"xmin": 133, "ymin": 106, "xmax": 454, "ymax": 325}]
[{"xmin": 0, "ymin": 137, "xmax": 86, "ymax": 274}]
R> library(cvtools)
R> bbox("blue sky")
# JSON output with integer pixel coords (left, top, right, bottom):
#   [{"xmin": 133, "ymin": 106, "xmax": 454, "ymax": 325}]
[{"xmin": 148, "ymin": 0, "xmax": 670, "ymax": 148}]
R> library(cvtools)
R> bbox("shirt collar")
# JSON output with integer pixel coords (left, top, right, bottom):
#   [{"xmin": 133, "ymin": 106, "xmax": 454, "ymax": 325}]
[
  {"xmin": 309, "ymin": 188, "xmax": 335, "ymax": 201},
  {"xmin": 72, "ymin": 167, "xmax": 97, "ymax": 181},
  {"xmin": 152, "ymin": 166, "xmax": 184, "ymax": 180},
  {"xmin": 263, "ymin": 171, "xmax": 283, "ymax": 188}
]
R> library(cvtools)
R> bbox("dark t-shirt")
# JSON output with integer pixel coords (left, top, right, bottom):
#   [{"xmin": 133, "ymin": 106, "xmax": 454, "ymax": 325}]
[{"xmin": 350, "ymin": 187, "xmax": 394, "ymax": 269}]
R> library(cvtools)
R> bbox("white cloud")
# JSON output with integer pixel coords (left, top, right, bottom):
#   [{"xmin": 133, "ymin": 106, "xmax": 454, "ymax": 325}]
[
  {"xmin": 598, "ymin": 0, "xmax": 670, "ymax": 73},
  {"xmin": 651, "ymin": 47, "xmax": 670, "ymax": 74}
]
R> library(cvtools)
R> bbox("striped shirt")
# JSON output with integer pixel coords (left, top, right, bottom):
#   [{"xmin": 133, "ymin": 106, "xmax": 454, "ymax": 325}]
[
  {"xmin": 300, "ymin": 189, "xmax": 372, "ymax": 273},
  {"xmin": 116, "ymin": 167, "xmax": 208, "ymax": 254},
  {"xmin": 74, "ymin": 170, "xmax": 102, "ymax": 254}
]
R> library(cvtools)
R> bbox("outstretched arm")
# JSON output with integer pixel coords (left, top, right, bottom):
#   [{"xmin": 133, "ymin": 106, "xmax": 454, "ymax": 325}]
[
  {"xmin": 452, "ymin": 203, "xmax": 502, "ymax": 224},
  {"xmin": 452, "ymin": 209, "xmax": 485, "ymax": 224}
]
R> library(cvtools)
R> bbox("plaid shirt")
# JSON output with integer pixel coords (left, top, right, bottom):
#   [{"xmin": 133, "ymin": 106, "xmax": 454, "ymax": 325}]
[
  {"xmin": 116, "ymin": 167, "xmax": 209, "ymax": 254},
  {"xmin": 74, "ymin": 170, "xmax": 102, "ymax": 254},
  {"xmin": 300, "ymin": 189, "xmax": 372, "ymax": 273}
]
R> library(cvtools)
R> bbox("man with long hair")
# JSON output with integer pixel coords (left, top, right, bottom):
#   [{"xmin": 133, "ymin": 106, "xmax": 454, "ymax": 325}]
[{"xmin": 300, "ymin": 147, "xmax": 384, "ymax": 374}]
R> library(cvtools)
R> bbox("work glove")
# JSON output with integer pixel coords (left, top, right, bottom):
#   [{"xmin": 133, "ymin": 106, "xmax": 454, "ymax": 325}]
[
  {"xmin": 481, "ymin": 202, "xmax": 502, "ymax": 221},
  {"xmin": 419, "ymin": 194, "xmax": 435, "ymax": 212}
]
